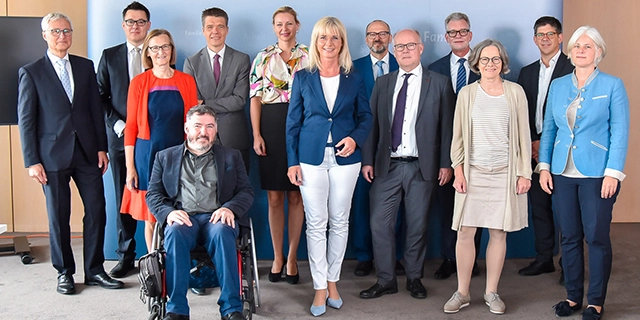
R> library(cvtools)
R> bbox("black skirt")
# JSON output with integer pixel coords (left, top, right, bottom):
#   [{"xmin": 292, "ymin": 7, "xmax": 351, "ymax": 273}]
[{"xmin": 258, "ymin": 103, "xmax": 299, "ymax": 191}]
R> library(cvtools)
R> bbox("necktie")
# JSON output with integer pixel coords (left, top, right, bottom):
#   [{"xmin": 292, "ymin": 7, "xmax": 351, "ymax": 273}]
[
  {"xmin": 57, "ymin": 59, "xmax": 73, "ymax": 102},
  {"xmin": 391, "ymin": 73, "xmax": 412, "ymax": 152},
  {"xmin": 213, "ymin": 54, "xmax": 221, "ymax": 85},
  {"xmin": 130, "ymin": 48, "xmax": 142, "ymax": 80},
  {"xmin": 375, "ymin": 60, "xmax": 385, "ymax": 79},
  {"xmin": 456, "ymin": 58, "xmax": 467, "ymax": 94}
]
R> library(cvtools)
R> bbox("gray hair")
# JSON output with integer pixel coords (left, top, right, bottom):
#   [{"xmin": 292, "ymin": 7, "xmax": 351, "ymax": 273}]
[
  {"xmin": 468, "ymin": 39, "xmax": 510, "ymax": 75},
  {"xmin": 444, "ymin": 12, "xmax": 470, "ymax": 30},
  {"xmin": 41, "ymin": 12, "xmax": 73, "ymax": 32},
  {"xmin": 567, "ymin": 26, "xmax": 606, "ymax": 66},
  {"xmin": 186, "ymin": 105, "xmax": 217, "ymax": 121}
]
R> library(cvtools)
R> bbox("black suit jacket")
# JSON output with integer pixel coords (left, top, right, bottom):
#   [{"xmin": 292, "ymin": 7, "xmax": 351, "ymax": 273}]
[
  {"xmin": 428, "ymin": 52, "xmax": 480, "ymax": 94},
  {"xmin": 97, "ymin": 43, "xmax": 130, "ymax": 151},
  {"xmin": 517, "ymin": 52, "xmax": 574, "ymax": 141},
  {"xmin": 362, "ymin": 67, "xmax": 455, "ymax": 181},
  {"xmin": 146, "ymin": 144, "xmax": 254, "ymax": 228},
  {"xmin": 18, "ymin": 54, "xmax": 108, "ymax": 171}
]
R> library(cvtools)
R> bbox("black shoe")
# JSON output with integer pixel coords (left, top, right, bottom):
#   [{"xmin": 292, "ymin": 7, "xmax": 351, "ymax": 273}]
[
  {"xmin": 406, "ymin": 278, "xmax": 427, "ymax": 299},
  {"xmin": 190, "ymin": 287, "xmax": 207, "ymax": 295},
  {"xmin": 553, "ymin": 300, "xmax": 582, "ymax": 317},
  {"xmin": 359, "ymin": 283, "xmax": 398, "ymax": 299},
  {"xmin": 518, "ymin": 260, "xmax": 555, "ymax": 276},
  {"xmin": 222, "ymin": 311, "xmax": 246, "ymax": 320},
  {"xmin": 395, "ymin": 260, "xmax": 405, "ymax": 276},
  {"xmin": 57, "ymin": 273, "xmax": 76, "ymax": 295},
  {"xmin": 471, "ymin": 262, "xmax": 480, "ymax": 277},
  {"xmin": 268, "ymin": 260, "xmax": 285, "ymax": 282},
  {"xmin": 84, "ymin": 272, "xmax": 124, "ymax": 289},
  {"xmin": 354, "ymin": 260, "xmax": 374, "ymax": 277},
  {"xmin": 109, "ymin": 260, "xmax": 135, "ymax": 278},
  {"xmin": 285, "ymin": 263, "xmax": 299, "ymax": 284},
  {"xmin": 163, "ymin": 312, "xmax": 190, "ymax": 320},
  {"xmin": 434, "ymin": 258, "xmax": 456, "ymax": 280},
  {"xmin": 582, "ymin": 306, "xmax": 603, "ymax": 320}
]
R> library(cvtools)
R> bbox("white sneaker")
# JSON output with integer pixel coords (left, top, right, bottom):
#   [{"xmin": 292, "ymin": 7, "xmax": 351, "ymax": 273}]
[
  {"xmin": 444, "ymin": 291, "xmax": 470, "ymax": 313},
  {"xmin": 484, "ymin": 292, "xmax": 506, "ymax": 314}
]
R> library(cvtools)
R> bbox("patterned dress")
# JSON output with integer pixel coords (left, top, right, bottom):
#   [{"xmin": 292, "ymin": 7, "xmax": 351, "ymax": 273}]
[
  {"xmin": 121, "ymin": 70, "xmax": 198, "ymax": 222},
  {"xmin": 250, "ymin": 43, "xmax": 309, "ymax": 190}
]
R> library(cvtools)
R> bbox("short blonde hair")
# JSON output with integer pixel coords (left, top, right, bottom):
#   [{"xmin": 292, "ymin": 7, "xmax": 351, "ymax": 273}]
[
  {"xmin": 142, "ymin": 29, "xmax": 177, "ymax": 69},
  {"xmin": 468, "ymin": 39, "xmax": 510, "ymax": 75},
  {"xmin": 567, "ymin": 26, "xmax": 606, "ymax": 66},
  {"xmin": 308, "ymin": 17, "xmax": 352, "ymax": 73}
]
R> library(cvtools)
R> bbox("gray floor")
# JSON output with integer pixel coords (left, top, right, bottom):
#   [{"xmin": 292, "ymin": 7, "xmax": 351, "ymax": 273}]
[{"xmin": 1, "ymin": 224, "xmax": 639, "ymax": 319}]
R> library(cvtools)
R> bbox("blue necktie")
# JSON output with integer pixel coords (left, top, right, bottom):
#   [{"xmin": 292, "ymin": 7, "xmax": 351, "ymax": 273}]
[
  {"xmin": 375, "ymin": 60, "xmax": 385, "ymax": 79},
  {"xmin": 57, "ymin": 59, "xmax": 73, "ymax": 102},
  {"xmin": 391, "ymin": 73, "xmax": 412, "ymax": 152},
  {"xmin": 456, "ymin": 58, "xmax": 467, "ymax": 94}
]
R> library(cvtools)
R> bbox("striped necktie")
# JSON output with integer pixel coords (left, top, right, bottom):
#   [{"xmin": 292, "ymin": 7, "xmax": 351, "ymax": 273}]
[{"xmin": 456, "ymin": 58, "xmax": 467, "ymax": 94}]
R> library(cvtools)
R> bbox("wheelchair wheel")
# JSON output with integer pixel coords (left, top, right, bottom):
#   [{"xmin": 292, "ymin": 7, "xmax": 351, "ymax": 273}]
[
  {"xmin": 249, "ymin": 219, "xmax": 260, "ymax": 308},
  {"xmin": 241, "ymin": 246, "xmax": 256, "ymax": 316},
  {"xmin": 147, "ymin": 296, "xmax": 166, "ymax": 320}
]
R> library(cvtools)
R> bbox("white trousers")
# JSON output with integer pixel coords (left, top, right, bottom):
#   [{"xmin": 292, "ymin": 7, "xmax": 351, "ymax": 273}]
[{"xmin": 299, "ymin": 147, "xmax": 360, "ymax": 290}]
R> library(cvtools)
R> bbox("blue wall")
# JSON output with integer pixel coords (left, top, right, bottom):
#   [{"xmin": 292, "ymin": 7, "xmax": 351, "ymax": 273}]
[{"xmin": 91, "ymin": 0, "xmax": 563, "ymax": 260}]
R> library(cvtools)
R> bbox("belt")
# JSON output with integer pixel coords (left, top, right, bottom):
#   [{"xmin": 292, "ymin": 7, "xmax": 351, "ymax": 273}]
[{"xmin": 391, "ymin": 157, "xmax": 418, "ymax": 163}]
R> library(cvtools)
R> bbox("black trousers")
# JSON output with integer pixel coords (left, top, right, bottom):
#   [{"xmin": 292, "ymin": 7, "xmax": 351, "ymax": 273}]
[{"xmin": 529, "ymin": 160, "xmax": 556, "ymax": 262}]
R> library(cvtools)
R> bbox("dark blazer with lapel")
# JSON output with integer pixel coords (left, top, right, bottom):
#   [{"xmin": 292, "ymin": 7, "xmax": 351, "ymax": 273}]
[
  {"xmin": 352, "ymin": 53, "xmax": 399, "ymax": 97},
  {"xmin": 517, "ymin": 52, "xmax": 574, "ymax": 141},
  {"xmin": 18, "ymin": 54, "xmax": 108, "ymax": 171},
  {"xmin": 146, "ymin": 144, "xmax": 254, "ymax": 228},
  {"xmin": 286, "ymin": 68, "xmax": 372, "ymax": 167},
  {"xmin": 362, "ymin": 66, "xmax": 455, "ymax": 181},
  {"xmin": 96, "ymin": 43, "xmax": 130, "ymax": 151},
  {"xmin": 427, "ymin": 52, "xmax": 480, "ymax": 94},
  {"xmin": 183, "ymin": 46, "xmax": 251, "ymax": 150}
]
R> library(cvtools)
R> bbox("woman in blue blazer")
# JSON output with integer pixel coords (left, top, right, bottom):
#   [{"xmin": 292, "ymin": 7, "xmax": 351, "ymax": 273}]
[
  {"xmin": 538, "ymin": 26, "xmax": 629, "ymax": 320},
  {"xmin": 286, "ymin": 16, "xmax": 372, "ymax": 317}
]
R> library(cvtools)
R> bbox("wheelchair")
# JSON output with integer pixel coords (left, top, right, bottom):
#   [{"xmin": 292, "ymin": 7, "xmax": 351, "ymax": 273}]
[{"xmin": 140, "ymin": 218, "xmax": 260, "ymax": 320}]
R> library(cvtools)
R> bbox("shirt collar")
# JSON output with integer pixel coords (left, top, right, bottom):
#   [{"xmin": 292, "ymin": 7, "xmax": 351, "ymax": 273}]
[
  {"xmin": 47, "ymin": 50, "xmax": 69, "ymax": 64},
  {"xmin": 571, "ymin": 68, "xmax": 600, "ymax": 88},
  {"xmin": 126, "ymin": 41, "xmax": 143, "ymax": 53},
  {"xmin": 449, "ymin": 50, "xmax": 471, "ymax": 65},
  {"xmin": 369, "ymin": 52, "xmax": 390, "ymax": 66},
  {"xmin": 398, "ymin": 63, "xmax": 422, "ymax": 79},
  {"xmin": 539, "ymin": 49, "xmax": 562, "ymax": 68},
  {"xmin": 183, "ymin": 141, "xmax": 215, "ymax": 158},
  {"xmin": 207, "ymin": 45, "xmax": 226, "ymax": 60}
]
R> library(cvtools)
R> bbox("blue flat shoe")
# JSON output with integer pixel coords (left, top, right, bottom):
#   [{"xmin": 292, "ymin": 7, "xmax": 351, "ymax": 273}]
[
  {"xmin": 310, "ymin": 303, "xmax": 326, "ymax": 317},
  {"xmin": 327, "ymin": 297, "xmax": 343, "ymax": 309}
]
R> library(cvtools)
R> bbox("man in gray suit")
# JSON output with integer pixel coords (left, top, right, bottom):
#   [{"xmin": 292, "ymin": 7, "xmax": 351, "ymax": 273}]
[
  {"xmin": 359, "ymin": 29, "xmax": 455, "ymax": 300},
  {"xmin": 183, "ymin": 7, "xmax": 251, "ymax": 172}
]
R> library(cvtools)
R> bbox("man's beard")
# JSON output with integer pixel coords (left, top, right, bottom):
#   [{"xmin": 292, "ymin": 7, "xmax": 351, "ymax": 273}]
[
  {"xmin": 369, "ymin": 42, "xmax": 387, "ymax": 55},
  {"xmin": 188, "ymin": 135, "xmax": 213, "ymax": 152}
]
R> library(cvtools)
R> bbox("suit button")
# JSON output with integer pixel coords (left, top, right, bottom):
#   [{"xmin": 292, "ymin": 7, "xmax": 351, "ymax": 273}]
[
  {"xmin": 581, "ymin": 88, "xmax": 586, "ymax": 92},
  {"xmin": 71, "ymin": 130, "xmax": 76, "ymax": 135},
  {"xmin": 328, "ymin": 118, "xmax": 332, "ymax": 122},
  {"xmin": 573, "ymin": 146, "xmax": 577, "ymax": 149},
  {"xmin": 580, "ymin": 98, "xmax": 585, "ymax": 101},
  {"xmin": 577, "ymin": 105, "xmax": 582, "ymax": 109},
  {"xmin": 574, "ymin": 125, "xmax": 579, "ymax": 129}
]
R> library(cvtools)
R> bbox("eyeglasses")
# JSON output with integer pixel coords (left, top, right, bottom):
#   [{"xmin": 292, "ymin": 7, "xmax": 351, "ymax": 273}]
[
  {"xmin": 393, "ymin": 42, "xmax": 418, "ymax": 52},
  {"xmin": 48, "ymin": 28, "xmax": 73, "ymax": 37},
  {"xmin": 148, "ymin": 44, "xmax": 172, "ymax": 53},
  {"xmin": 366, "ymin": 31, "xmax": 390, "ymax": 39},
  {"xmin": 535, "ymin": 31, "xmax": 557, "ymax": 39},
  {"xmin": 479, "ymin": 56, "xmax": 502, "ymax": 65},
  {"xmin": 124, "ymin": 19, "xmax": 148, "ymax": 27},
  {"xmin": 446, "ymin": 29, "xmax": 470, "ymax": 37}
]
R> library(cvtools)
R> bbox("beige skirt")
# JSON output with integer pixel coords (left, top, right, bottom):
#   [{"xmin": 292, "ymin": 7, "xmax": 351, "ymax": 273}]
[{"xmin": 460, "ymin": 165, "xmax": 508, "ymax": 229}]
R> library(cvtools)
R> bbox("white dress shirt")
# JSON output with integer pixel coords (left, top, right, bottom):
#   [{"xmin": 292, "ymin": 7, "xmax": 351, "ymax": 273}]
[
  {"xmin": 47, "ymin": 50, "xmax": 74, "ymax": 98},
  {"xmin": 207, "ymin": 45, "xmax": 226, "ymax": 71},
  {"xmin": 449, "ymin": 51, "xmax": 471, "ymax": 93},
  {"xmin": 535, "ymin": 49, "xmax": 562, "ymax": 134},
  {"xmin": 369, "ymin": 52, "xmax": 390, "ymax": 79},
  {"xmin": 391, "ymin": 64, "xmax": 422, "ymax": 157},
  {"xmin": 126, "ymin": 41, "xmax": 144, "ymax": 81}
]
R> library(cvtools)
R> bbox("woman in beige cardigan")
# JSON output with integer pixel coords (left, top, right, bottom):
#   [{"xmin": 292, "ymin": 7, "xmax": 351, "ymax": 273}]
[{"xmin": 443, "ymin": 39, "xmax": 531, "ymax": 315}]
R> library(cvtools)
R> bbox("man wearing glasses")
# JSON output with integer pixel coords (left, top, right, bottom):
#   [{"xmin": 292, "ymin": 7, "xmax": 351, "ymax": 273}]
[
  {"xmin": 360, "ymin": 29, "xmax": 454, "ymax": 300},
  {"xmin": 516, "ymin": 16, "xmax": 573, "ymax": 282},
  {"xmin": 17, "ymin": 12, "xmax": 124, "ymax": 294},
  {"xmin": 96, "ymin": 1, "xmax": 151, "ymax": 279},
  {"xmin": 350, "ymin": 19, "xmax": 404, "ymax": 278},
  {"xmin": 427, "ymin": 11, "xmax": 482, "ymax": 281}
]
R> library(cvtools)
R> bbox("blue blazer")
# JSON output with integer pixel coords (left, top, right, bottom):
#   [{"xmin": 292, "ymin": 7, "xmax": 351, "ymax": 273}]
[
  {"xmin": 539, "ymin": 69, "xmax": 629, "ymax": 177},
  {"xmin": 352, "ymin": 54, "xmax": 399, "ymax": 97},
  {"xmin": 286, "ymin": 68, "xmax": 372, "ymax": 166},
  {"xmin": 427, "ymin": 52, "xmax": 480, "ymax": 95}
]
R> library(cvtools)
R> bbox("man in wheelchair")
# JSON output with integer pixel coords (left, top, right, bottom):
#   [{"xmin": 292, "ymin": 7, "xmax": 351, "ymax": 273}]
[{"xmin": 146, "ymin": 105, "xmax": 254, "ymax": 320}]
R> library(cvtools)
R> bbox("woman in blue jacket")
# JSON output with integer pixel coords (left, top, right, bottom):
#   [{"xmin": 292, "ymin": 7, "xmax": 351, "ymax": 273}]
[
  {"xmin": 286, "ymin": 16, "xmax": 372, "ymax": 317},
  {"xmin": 538, "ymin": 26, "xmax": 629, "ymax": 320}
]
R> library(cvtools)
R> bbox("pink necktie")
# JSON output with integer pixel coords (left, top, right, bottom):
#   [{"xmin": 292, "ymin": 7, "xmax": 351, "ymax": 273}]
[{"xmin": 213, "ymin": 54, "xmax": 221, "ymax": 85}]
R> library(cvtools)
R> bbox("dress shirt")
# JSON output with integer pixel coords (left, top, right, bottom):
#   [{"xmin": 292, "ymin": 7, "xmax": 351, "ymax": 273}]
[
  {"xmin": 391, "ymin": 64, "xmax": 422, "ymax": 157},
  {"xmin": 369, "ymin": 52, "xmax": 390, "ymax": 79},
  {"xmin": 47, "ymin": 50, "xmax": 74, "ymax": 98},
  {"xmin": 126, "ymin": 41, "xmax": 144, "ymax": 81},
  {"xmin": 535, "ymin": 49, "xmax": 561, "ymax": 134},
  {"xmin": 449, "ymin": 51, "xmax": 471, "ymax": 93},
  {"xmin": 207, "ymin": 45, "xmax": 226, "ymax": 71},
  {"xmin": 176, "ymin": 144, "xmax": 220, "ymax": 214}
]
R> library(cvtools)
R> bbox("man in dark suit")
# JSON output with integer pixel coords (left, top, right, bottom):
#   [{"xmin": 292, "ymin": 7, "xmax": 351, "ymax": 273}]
[
  {"xmin": 516, "ymin": 16, "xmax": 573, "ymax": 281},
  {"xmin": 183, "ymin": 7, "xmax": 251, "ymax": 172},
  {"xmin": 17, "ymin": 12, "xmax": 123, "ymax": 294},
  {"xmin": 350, "ymin": 19, "xmax": 403, "ymax": 277},
  {"xmin": 96, "ymin": 1, "xmax": 151, "ymax": 278},
  {"xmin": 146, "ymin": 105, "xmax": 253, "ymax": 320},
  {"xmin": 427, "ymin": 12, "xmax": 482, "ymax": 280},
  {"xmin": 360, "ymin": 29, "xmax": 455, "ymax": 300}
]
